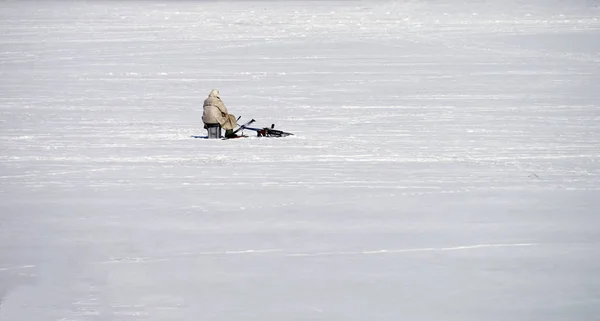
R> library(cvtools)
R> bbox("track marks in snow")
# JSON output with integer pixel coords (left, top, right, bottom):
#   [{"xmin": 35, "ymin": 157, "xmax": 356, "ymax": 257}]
[
  {"xmin": 96, "ymin": 243, "xmax": 537, "ymax": 264},
  {"xmin": 98, "ymin": 249, "xmax": 284, "ymax": 264},
  {"xmin": 0, "ymin": 265, "xmax": 35, "ymax": 272},
  {"xmin": 287, "ymin": 243, "xmax": 537, "ymax": 257}
]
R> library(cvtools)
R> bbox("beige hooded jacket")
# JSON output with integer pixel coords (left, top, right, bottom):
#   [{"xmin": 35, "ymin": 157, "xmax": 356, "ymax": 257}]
[{"xmin": 202, "ymin": 89, "xmax": 237, "ymax": 130}]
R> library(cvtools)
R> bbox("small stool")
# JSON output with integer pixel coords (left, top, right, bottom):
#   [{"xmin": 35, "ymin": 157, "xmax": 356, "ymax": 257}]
[{"xmin": 205, "ymin": 123, "xmax": 221, "ymax": 139}]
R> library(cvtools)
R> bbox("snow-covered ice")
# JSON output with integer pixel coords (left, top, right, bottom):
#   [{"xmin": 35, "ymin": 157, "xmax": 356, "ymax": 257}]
[{"xmin": 1, "ymin": 0, "xmax": 599, "ymax": 320}]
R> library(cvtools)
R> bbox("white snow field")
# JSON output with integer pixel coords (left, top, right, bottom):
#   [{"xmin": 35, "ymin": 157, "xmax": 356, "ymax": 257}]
[{"xmin": 1, "ymin": 0, "xmax": 600, "ymax": 320}]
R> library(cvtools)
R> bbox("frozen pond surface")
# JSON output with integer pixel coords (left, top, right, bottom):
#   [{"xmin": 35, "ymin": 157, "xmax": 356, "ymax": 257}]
[{"xmin": 1, "ymin": 0, "xmax": 599, "ymax": 320}]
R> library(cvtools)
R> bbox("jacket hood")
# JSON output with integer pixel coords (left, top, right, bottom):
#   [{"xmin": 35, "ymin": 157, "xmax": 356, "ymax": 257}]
[{"xmin": 208, "ymin": 89, "xmax": 220, "ymax": 99}]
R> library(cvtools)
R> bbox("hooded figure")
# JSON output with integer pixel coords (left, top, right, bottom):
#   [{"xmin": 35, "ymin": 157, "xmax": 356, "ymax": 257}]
[{"xmin": 202, "ymin": 89, "xmax": 237, "ymax": 132}]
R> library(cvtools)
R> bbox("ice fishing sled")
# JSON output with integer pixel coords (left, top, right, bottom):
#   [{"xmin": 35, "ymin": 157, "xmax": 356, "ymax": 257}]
[{"xmin": 227, "ymin": 118, "xmax": 294, "ymax": 139}]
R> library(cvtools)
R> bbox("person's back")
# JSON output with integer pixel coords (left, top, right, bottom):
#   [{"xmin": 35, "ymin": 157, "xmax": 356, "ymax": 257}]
[
  {"xmin": 202, "ymin": 90, "xmax": 228, "ymax": 125},
  {"xmin": 201, "ymin": 89, "xmax": 238, "ymax": 137}
]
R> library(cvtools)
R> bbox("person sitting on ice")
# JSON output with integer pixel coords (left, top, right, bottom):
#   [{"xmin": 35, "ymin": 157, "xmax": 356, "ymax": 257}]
[{"xmin": 202, "ymin": 89, "xmax": 238, "ymax": 138}]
